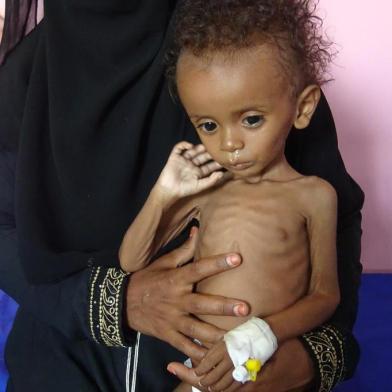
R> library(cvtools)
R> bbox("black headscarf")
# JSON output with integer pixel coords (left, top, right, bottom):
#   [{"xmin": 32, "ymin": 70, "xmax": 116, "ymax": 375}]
[
  {"xmin": 0, "ymin": 0, "xmax": 363, "ymax": 285},
  {"xmin": 1, "ymin": 0, "xmax": 199, "ymax": 283}
]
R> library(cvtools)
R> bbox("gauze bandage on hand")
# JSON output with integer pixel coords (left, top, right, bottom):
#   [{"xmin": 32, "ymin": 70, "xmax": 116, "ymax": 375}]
[{"xmin": 224, "ymin": 317, "xmax": 278, "ymax": 383}]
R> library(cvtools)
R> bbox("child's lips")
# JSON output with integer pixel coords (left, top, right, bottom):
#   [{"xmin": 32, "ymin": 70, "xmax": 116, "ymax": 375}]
[{"xmin": 228, "ymin": 161, "xmax": 253, "ymax": 170}]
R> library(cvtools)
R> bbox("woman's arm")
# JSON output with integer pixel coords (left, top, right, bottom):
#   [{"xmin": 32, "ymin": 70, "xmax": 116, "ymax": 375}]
[{"xmin": 0, "ymin": 149, "xmax": 131, "ymax": 344}]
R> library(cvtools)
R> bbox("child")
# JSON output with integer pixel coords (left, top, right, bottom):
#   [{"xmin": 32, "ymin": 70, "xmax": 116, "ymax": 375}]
[{"xmin": 119, "ymin": 0, "xmax": 339, "ymax": 390}]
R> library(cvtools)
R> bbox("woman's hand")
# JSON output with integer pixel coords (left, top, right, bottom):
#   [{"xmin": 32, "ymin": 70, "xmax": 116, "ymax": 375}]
[
  {"xmin": 168, "ymin": 338, "xmax": 314, "ymax": 391},
  {"xmin": 125, "ymin": 228, "xmax": 249, "ymax": 361},
  {"xmin": 154, "ymin": 142, "xmax": 226, "ymax": 205}
]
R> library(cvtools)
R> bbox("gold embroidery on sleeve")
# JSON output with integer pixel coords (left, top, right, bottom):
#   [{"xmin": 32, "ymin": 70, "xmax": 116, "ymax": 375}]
[
  {"xmin": 89, "ymin": 266, "xmax": 101, "ymax": 343},
  {"xmin": 98, "ymin": 268, "xmax": 128, "ymax": 347},
  {"xmin": 89, "ymin": 267, "xmax": 129, "ymax": 347},
  {"xmin": 303, "ymin": 325, "xmax": 344, "ymax": 392}
]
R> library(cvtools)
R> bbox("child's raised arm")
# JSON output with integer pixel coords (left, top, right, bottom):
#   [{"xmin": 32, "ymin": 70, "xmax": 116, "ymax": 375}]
[{"xmin": 118, "ymin": 142, "xmax": 224, "ymax": 272}]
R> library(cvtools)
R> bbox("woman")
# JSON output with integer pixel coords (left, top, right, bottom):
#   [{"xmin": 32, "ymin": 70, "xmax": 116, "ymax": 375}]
[{"xmin": 0, "ymin": 1, "xmax": 363, "ymax": 391}]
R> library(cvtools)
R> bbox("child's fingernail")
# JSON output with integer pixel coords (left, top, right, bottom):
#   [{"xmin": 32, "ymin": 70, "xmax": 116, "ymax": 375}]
[
  {"xmin": 226, "ymin": 254, "xmax": 241, "ymax": 266},
  {"xmin": 167, "ymin": 365, "xmax": 176, "ymax": 376}
]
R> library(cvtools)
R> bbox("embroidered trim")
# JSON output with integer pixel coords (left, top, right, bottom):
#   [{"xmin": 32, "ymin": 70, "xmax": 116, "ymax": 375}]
[
  {"xmin": 89, "ymin": 266, "xmax": 101, "ymax": 343},
  {"xmin": 302, "ymin": 325, "xmax": 344, "ymax": 392},
  {"xmin": 89, "ymin": 266, "xmax": 129, "ymax": 347}
]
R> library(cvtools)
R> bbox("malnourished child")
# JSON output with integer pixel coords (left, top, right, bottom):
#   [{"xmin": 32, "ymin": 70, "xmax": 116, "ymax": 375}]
[{"xmin": 119, "ymin": 0, "xmax": 340, "ymax": 390}]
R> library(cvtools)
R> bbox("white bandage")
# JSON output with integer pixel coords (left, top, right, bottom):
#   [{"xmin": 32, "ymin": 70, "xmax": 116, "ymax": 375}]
[{"xmin": 223, "ymin": 317, "xmax": 278, "ymax": 383}]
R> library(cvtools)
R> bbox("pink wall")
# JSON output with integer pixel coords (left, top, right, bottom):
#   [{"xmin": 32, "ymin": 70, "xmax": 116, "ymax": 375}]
[{"xmin": 319, "ymin": 1, "xmax": 392, "ymax": 272}]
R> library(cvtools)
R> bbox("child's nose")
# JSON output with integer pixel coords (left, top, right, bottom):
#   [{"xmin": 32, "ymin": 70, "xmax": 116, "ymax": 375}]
[{"xmin": 220, "ymin": 129, "xmax": 244, "ymax": 152}]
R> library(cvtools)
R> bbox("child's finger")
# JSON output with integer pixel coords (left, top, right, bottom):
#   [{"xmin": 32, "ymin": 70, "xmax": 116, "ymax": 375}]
[
  {"xmin": 183, "ymin": 144, "xmax": 206, "ymax": 159},
  {"xmin": 196, "ymin": 172, "xmax": 224, "ymax": 192},
  {"xmin": 194, "ymin": 342, "xmax": 225, "ymax": 376},
  {"xmin": 191, "ymin": 151, "xmax": 213, "ymax": 166},
  {"xmin": 221, "ymin": 170, "xmax": 234, "ymax": 182},
  {"xmin": 210, "ymin": 369, "xmax": 239, "ymax": 391},
  {"xmin": 172, "ymin": 141, "xmax": 194, "ymax": 155},
  {"xmin": 199, "ymin": 161, "xmax": 222, "ymax": 176},
  {"xmin": 199, "ymin": 358, "xmax": 233, "ymax": 387},
  {"xmin": 166, "ymin": 362, "xmax": 206, "ymax": 391}
]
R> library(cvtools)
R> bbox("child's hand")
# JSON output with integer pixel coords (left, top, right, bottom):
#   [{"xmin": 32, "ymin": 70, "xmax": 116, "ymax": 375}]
[
  {"xmin": 193, "ymin": 340, "xmax": 235, "ymax": 391},
  {"xmin": 155, "ymin": 142, "xmax": 226, "ymax": 204}
]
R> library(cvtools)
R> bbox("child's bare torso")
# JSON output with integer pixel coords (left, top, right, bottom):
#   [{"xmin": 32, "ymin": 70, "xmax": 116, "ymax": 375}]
[{"xmin": 194, "ymin": 177, "xmax": 311, "ymax": 331}]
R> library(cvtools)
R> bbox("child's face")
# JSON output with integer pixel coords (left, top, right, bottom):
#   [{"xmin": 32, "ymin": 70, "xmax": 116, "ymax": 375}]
[{"xmin": 176, "ymin": 45, "xmax": 301, "ymax": 181}]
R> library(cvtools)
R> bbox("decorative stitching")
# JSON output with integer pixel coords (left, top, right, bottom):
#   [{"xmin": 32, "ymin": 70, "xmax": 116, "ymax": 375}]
[
  {"xmin": 89, "ymin": 266, "xmax": 101, "ymax": 343},
  {"xmin": 302, "ymin": 325, "xmax": 344, "ymax": 392},
  {"xmin": 89, "ymin": 267, "xmax": 129, "ymax": 347}
]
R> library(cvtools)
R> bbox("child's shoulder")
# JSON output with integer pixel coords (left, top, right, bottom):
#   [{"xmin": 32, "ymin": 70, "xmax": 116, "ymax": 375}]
[{"xmin": 293, "ymin": 175, "xmax": 337, "ymax": 212}]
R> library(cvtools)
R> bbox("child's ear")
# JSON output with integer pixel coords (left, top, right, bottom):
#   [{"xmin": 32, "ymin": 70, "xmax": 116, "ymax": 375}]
[{"xmin": 294, "ymin": 85, "xmax": 321, "ymax": 129}]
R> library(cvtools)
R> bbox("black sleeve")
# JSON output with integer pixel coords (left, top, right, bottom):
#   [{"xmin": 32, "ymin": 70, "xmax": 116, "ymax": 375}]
[
  {"xmin": 0, "ymin": 148, "xmax": 132, "ymax": 346},
  {"xmin": 0, "ymin": 25, "xmax": 132, "ymax": 347},
  {"xmin": 287, "ymin": 92, "xmax": 364, "ymax": 391},
  {"xmin": 0, "ymin": 23, "xmax": 122, "ymax": 286}
]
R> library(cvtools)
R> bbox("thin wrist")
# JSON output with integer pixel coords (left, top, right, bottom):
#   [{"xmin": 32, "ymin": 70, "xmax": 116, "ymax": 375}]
[{"xmin": 150, "ymin": 184, "xmax": 178, "ymax": 209}]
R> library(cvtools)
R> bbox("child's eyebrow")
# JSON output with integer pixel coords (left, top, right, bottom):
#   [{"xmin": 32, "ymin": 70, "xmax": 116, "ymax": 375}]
[
  {"xmin": 189, "ymin": 114, "xmax": 213, "ymax": 121},
  {"xmin": 189, "ymin": 106, "xmax": 267, "ymax": 121},
  {"xmin": 232, "ymin": 106, "xmax": 267, "ymax": 115}
]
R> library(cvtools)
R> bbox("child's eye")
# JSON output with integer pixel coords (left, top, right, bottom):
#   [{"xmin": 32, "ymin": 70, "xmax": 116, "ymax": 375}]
[
  {"xmin": 242, "ymin": 115, "xmax": 264, "ymax": 128},
  {"xmin": 197, "ymin": 122, "xmax": 217, "ymax": 133}
]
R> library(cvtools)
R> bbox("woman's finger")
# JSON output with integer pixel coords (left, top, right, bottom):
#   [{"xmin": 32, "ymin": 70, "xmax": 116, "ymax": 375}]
[
  {"xmin": 178, "ymin": 317, "xmax": 224, "ymax": 345},
  {"xmin": 167, "ymin": 331, "xmax": 207, "ymax": 362},
  {"xmin": 181, "ymin": 253, "xmax": 242, "ymax": 285}
]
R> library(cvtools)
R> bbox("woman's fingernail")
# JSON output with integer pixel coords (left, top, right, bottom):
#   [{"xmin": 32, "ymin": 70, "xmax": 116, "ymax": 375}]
[
  {"xmin": 167, "ymin": 365, "xmax": 176, "ymax": 376},
  {"xmin": 189, "ymin": 227, "xmax": 197, "ymax": 238},
  {"xmin": 233, "ymin": 303, "xmax": 246, "ymax": 316},
  {"xmin": 226, "ymin": 254, "xmax": 241, "ymax": 266}
]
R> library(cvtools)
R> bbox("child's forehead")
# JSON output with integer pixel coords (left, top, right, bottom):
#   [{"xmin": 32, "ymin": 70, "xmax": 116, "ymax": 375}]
[
  {"xmin": 177, "ymin": 43, "xmax": 292, "ymax": 86},
  {"xmin": 176, "ymin": 45, "xmax": 295, "ymax": 110}
]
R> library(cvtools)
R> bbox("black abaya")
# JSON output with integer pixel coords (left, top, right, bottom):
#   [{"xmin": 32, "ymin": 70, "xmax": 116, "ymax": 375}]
[{"xmin": 0, "ymin": 1, "xmax": 364, "ymax": 391}]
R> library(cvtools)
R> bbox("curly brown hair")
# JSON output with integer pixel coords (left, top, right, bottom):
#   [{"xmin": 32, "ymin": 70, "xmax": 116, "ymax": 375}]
[{"xmin": 165, "ymin": 0, "xmax": 334, "ymax": 95}]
